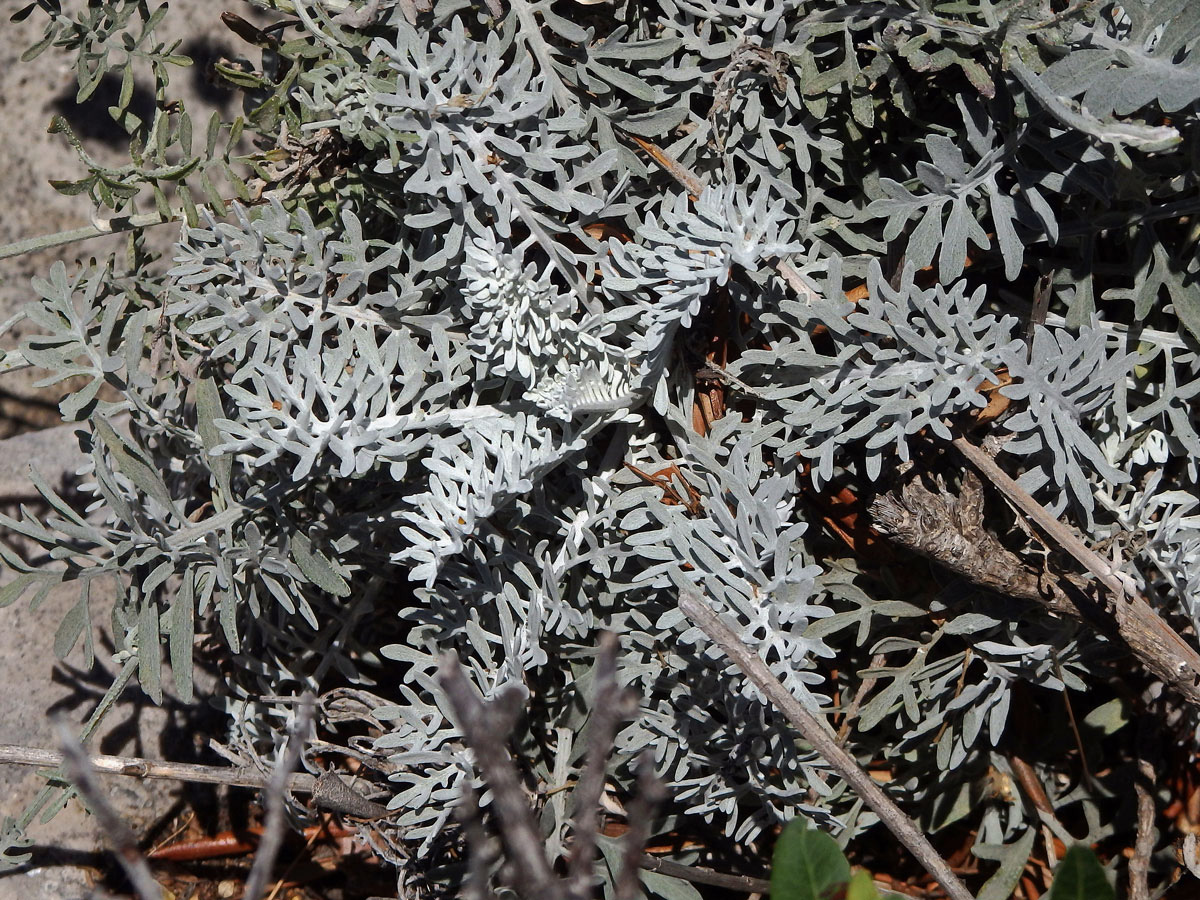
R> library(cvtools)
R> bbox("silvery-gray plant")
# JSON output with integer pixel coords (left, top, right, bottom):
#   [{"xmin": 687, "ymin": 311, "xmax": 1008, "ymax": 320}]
[{"xmin": 3, "ymin": 0, "xmax": 1200, "ymax": 895}]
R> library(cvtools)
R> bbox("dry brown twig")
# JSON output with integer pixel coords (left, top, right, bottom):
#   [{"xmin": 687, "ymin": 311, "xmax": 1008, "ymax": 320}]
[
  {"xmin": 0, "ymin": 742, "xmax": 396, "ymax": 820},
  {"xmin": 438, "ymin": 633, "xmax": 767, "ymax": 897},
  {"xmin": 1129, "ymin": 716, "xmax": 1159, "ymax": 900},
  {"xmin": 953, "ymin": 434, "xmax": 1200, "ymax": 706}
]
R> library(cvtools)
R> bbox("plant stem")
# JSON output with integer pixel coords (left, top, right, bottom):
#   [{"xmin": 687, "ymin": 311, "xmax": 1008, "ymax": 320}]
[{"xmin": 679, "ymin": 587, "xmax": 976, "ymax": 900}]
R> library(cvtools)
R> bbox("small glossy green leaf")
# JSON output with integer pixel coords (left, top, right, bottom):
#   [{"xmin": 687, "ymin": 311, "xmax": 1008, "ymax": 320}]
[
  {"xmin": 845, "ymin": 870, "xmax": 882, "ymax": 900},
  {"xmin": 771, "ymin": 818, "xmax": 851, "ymax": 900},
  {"xmin": 1047, "ymin": 846, "xmax": 1114, "ymax": 900}
]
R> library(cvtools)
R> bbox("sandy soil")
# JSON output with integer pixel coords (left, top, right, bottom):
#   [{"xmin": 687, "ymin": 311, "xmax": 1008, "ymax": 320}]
[{"xmin": 0, "ymin": 5, "xmax": 256, "ymax": 896}]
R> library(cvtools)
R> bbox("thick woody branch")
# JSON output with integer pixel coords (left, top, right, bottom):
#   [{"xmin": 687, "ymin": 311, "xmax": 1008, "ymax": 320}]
[
  {"xmin": 908, "ymin": 436, "xmax": 1200, "ymax": 708},
  {"xmin": 869, "ymin": 472, "xmax": 1081, "ymax": 620},
  {"xmin": 873, "ymin": 443, "xmax": 1200, "ymax": 710}
]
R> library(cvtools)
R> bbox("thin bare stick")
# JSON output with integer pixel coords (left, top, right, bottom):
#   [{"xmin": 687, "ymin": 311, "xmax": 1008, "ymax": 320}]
[
  {"xmin": 622, "ymin": 133, "xmax": 704, "ymax": 197},
  {"xmin": 55, "ymin": 719, "xmax": 162, "ymax": 900},
  {"xmin": 243, "ymin": 694, "xmax": 315, "ymax": 900},
  {"xmin": 636, "ymin": 854, "xmax": 770, "ymax": 894},
  {"xmin": 568, "ymin": 632, "xmax": 639, "ymax": 898},
  {"xmin": 952, "ymin": 435, "xmax": 1200, "ymax": 706},
  {"xmin": 456, "ymin": 779, "xmax": 500, "ymax": 900},
  {"xmin": 1129, "ymin": 717, "xmax": 1159, "ymax": 900},
  {"xmin": 0, "ymin": 743, "xmax": 317, "ymax": 793},
  {"xmin": 615, "ymin": 755, "xmax": 667, "ymax": 900},
  {"xmin": 678, "ymin": 587, "xmax": 975, "ymax": 900},
  {"xmin": 836, "ymin": 651, "xmax": 889, "ymax": 745}
]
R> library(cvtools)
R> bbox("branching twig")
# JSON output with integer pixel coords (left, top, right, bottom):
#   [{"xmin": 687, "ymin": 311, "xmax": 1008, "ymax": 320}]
[
  {"xmin": 0, "ymin": 743, "xmax": 318, "ymax": 793},
  {"xmin": 55, "ymin": 719, "xmax": 163, "ymax": 900},
  {"xmin": 457, "ymin": 779, "xmax": 500, "ymax": 900},
  {"xmin": 678, "ymin": 587, "xmax": 976, "ymax": 900},
  {"xmin": 568, "ymin": 632, "xmax": 640, "ymax": 897},
  {"xmin": 951, "ymin": 435, "xmax": 1200, "ymax": 707},
  {"xmin": 836, "ymin": 651, "xmax": 889, "ymax": 745},
  {"xmin": 439, "ymin": 660, "xmax": 561, "ymax": 897},
  {"xmin": 439, "ymin": 634, "xmax": 668, "ymax": 899},
  {"xmin": 243, "ymin": 694, "xmax": 315, "ymax": 900}
]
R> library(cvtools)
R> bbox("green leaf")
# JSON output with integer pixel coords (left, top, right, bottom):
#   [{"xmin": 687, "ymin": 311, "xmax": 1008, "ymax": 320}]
[
  {"xmin": 170, "ymin": 573, "xmax": 195, "ymax": 702},
  {"xmin": 93, "ymin": 416, "xmax": 179, "ymax": 516},
  {"xmin": 212, "ymin": 62, "xmax": 270, "ymax": 90},
  {"xmin": 195, "ymin": 377, "xmax": 233, "ymax": 504},
  {"xmin": 0, "ymin": 573, "xmax": 42, "ymax": 609},
  {"xmin": 771, "ymin": 818, "xmax": 851, "ymax": 900},
  {"xmin": 1047, "ymin": 846, "xmax": 1114, "ymax": 900},
  {"xmin": 59, "ymin": 375, "xmax": 102, "ymax": 421},
  {"xmin": 205, "ymin": 111, "xmax": 221, "ymax": 159},
  {"xmin": 845, "ymin": 870, "xmax": 882, "ymax": 900},
  {"xmin": 977, "ymin": 828, "xmax": 1037, "ymax": 900},
  {"xmin": 143, "ymin": 156, "xmax": 200, "ymax": 182},
  {"xmin": 619, "ymin": 106, "xmax": 690, "ymax": 137},
  {"xmin": 200, "ymin": 169, "xmax": 227, "ymax": 215},
  {"xmin": 53, "ymin": 589, "xmax": 88, "ymax": 661},
  {"xmin": 20, "ymin": 29, "xmax": 57, "ymax": 61},
  {"xmin": 218, "ymin": 585, "xmax": 239, "ymax": 653},
  {"xmin": 178, "ymin": 109, "xmax": 193, "ymax": 156},
  {"xmin": 1082, "ymin": 698, "xmax": 1129, "ymax": 735},
  {"xmin": 48, "ymin": 176, "xmax": 98, "ymax": 197},
  {"xmin": 118, "ymin": 62, "xmax": 134, "ymax": 112},
  {"xmin": 139, "ymin": 594, "xmax": 162, "ymax": 704},
  {"xmin": 291, "ymin": 532, "xmax": 351, "ymax": 597},
  {"xmin": 642, "ymin": 870, "xmax": 704, "ymax": 899},
  {"xmin": 152, "ymin": 182, "xmax": 171, "ymax": 220},
  {"xmin": 540, "ymin": 7, "xmax": 588, "ymax": 42},
  {"xmin": 177, "ymin": 182, "xmax": 199, "ymax": 227}
]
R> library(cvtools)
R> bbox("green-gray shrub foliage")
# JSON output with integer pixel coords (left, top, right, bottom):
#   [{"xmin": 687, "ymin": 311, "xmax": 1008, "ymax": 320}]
[{"xmin": 4, "ymin": 0, "xmax": 1200, "ymax": 894}]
